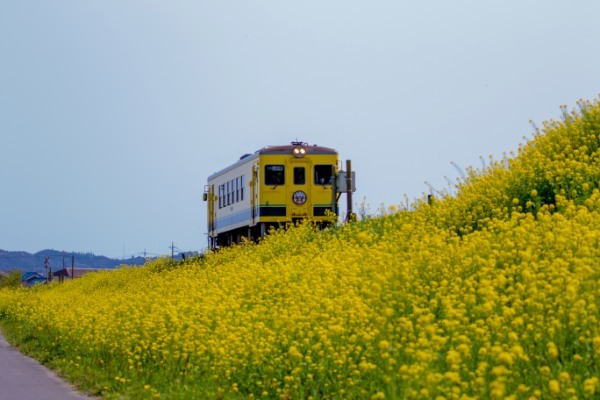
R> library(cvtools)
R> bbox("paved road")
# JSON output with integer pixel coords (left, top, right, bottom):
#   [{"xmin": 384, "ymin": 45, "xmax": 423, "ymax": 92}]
[{"xmin": 0, "ymin": 331, "xmax": 95, "ymax": 400}]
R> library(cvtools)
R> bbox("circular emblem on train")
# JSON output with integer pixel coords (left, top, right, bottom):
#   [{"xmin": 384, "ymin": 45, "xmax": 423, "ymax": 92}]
[{"xmin": 292, "ymin": 190, "xmax": 307, "ymax": 205}]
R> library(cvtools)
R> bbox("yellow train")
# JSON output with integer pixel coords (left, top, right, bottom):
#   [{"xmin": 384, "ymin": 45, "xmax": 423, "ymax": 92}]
[{"xmin": 203, "ymin": 142, "xmax": 339, "ymax": 248}]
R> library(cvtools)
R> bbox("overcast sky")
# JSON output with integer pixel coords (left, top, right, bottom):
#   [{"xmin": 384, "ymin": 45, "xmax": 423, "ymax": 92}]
[{"xmin": 1, "ymin": 1, "xmax": 599, "ymax": 258}]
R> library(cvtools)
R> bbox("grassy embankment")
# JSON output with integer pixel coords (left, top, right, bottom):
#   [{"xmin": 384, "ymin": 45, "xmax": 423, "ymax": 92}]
[{"xmin": 1, "ymin": 98, "xmax": 599, "ymax": 399}]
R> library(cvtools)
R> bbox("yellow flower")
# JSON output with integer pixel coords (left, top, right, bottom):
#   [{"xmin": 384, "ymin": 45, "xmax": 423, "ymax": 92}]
[
  {"xmin": 583, "ymin": 377, "xmax": 598, "ymax": 396},
  {"xmin": 593, "ymin": 336, "xmax": 600, "ymax": 355},
  {"xmin": 548, "ymin": 380, "xmax": 560, "ymax": 394},
  {"xmin": 378, "ymin": 340, "xmax": 390, "ymax": 351},
  {"xmin": 547, "ymin": 342, "xmax": 559, "ymax": 359}
]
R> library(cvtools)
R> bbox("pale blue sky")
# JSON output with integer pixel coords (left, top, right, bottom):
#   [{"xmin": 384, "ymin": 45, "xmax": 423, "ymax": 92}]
[{"xmin": 1, "ymin": 1, "xmax": 599, "ymax": 258}]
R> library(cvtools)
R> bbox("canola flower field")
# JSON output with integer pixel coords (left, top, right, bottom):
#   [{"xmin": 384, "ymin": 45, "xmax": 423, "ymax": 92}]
[{"xmin": 1, "ymin": 98, "xmax": 600, "ymax": 399}]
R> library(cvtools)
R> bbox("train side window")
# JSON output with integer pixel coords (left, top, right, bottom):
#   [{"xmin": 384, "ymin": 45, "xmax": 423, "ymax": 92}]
[
  {"xmin": 227, "ymin": 181, "xmax": 231, "ymax": 205},
  {"xmin": 265, "ymin": 165, "xmax": 285, "ymax": 185},
  {"xmin": 240, "ymin": 175, "xmax": 245, "ymax": 201},
  {"xmin": 219, "ymin": 184, "xmax": 224, "ymax": 208},
  {"xmin": 236, "ymin": 177, "xmax": 240, "ymax": 203},
  {"xmin": 294, "ymin": 167, "xmax": 306, "ymax": 185},
  {"xmin": 314, "ymin": 165, "xmax": 334, "ymax": 185}
]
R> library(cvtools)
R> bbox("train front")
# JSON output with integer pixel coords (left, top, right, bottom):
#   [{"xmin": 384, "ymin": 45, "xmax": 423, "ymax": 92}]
[{"xmin": 254, "ymin": 142, "xmax": 339, "ymax": 232}]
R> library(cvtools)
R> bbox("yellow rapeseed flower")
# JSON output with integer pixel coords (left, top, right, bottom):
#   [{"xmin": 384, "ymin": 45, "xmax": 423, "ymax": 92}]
[{"xmin": 549, "ymin": 379, "xmax": 560, "ymax": 395}]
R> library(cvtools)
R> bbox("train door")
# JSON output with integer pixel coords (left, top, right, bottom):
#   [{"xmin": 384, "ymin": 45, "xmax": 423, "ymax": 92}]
[
  {"xmin": 288, "ymin": 158, "xmax": 311, "ymax": 224},
  {"xmin": 251, "ymin": 163, "xmax": 259, "ymax": 226}
]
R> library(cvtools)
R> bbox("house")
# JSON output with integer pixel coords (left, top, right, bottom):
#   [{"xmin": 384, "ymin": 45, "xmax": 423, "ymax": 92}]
[
  {"xmin": 21, "ymin": 272, "xmax": 46, "ymax": 287},
  {"xmin": 53, "ymin": 267, "xmax": 112, "ymax": 282}
]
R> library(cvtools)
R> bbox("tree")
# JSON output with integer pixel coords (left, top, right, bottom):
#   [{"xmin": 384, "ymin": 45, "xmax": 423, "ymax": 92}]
[{"xmin": 0, "ymin": 270, "xmax": 22, "ymax": 288}]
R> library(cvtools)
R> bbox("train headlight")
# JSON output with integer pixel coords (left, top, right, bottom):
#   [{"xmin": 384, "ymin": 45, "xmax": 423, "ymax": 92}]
[
  {"xmin": 292, "ymin": 146, "xmax": 306, "ymax": 158},
  {"xmin": 292, "ymin": 190, "xmax": 307, "ymax": 205}
]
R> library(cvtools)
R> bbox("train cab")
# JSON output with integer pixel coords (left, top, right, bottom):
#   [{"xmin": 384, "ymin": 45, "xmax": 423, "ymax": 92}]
[{"xmin": 204, "ymin": 142, "xmax": 339, "ymax": 248}]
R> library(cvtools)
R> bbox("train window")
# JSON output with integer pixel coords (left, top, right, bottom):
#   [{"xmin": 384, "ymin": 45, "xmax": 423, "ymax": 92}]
[
  {"xmin": 314, "ymin": 165, "xmax": 334, "ymax": 185},
  {"xmin": 227, "ymin": 181, "xmax": 231, "ymax": 205},
  {"xmin": 235, "ymin": 177, "xmax": 240, "ymax": 203},
  {"xmin": 294, "ymin": 167, "xmax": 306, "ymax": 185},
  {"xmin": 219, "ymin": 184, "xmax": 224, "ymax": 208},
  {"xmin": 240, "ymin": 175, "xmax": 245, "ymax": 201},
  {"xmin": 222, "ymin": 184, "xmax": 226, "ymax": 207},
  {"xmin": 265, "ymin": 165, "xmax": 285, "ymax": 185}
]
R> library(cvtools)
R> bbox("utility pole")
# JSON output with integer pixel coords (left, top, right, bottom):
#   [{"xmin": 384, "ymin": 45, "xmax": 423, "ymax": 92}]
[
  {"xmin": 169, "ymin": 242, "xmax": 179, "ymax": 259},
  {"xmin": 345, "ymin": 159, "xmax": 356, "ymax": 222},
  {"xmin": 335, "ymin": 159, "xmax": 357, "ymax": 223},
  {"xmin": 44, "ymin": 257, "xmax": 50, "ymax": 283}
]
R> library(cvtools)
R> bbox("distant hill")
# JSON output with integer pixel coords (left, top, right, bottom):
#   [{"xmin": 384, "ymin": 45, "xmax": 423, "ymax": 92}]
[{"xmin": 0, "ymin": 249, "xmax": 147, "ymax": 273}]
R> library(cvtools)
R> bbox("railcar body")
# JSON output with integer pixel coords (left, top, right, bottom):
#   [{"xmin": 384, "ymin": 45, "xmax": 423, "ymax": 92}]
[{"xmin": 204, "ymin": 142, "xmax": 338, "ymax": 248}]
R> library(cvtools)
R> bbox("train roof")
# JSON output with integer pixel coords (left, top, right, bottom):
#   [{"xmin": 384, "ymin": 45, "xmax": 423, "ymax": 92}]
[
  {"xmin": 256, "ymin": 144, "xmax": 337, "ymax": 155},
  {"xmin": 208, "ymin": 144, "xmax": 337, "ymax": 181}
]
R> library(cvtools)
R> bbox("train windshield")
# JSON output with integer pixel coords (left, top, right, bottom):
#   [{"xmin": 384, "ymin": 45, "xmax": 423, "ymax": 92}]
[
  {"xmin": 265, "ymin": 165, "xmax": 285, "ymax": 185},
  {"xmin": 294, "ymin": 167, "xmax": 306, "ymax": 185},
  {"xmin": 314, "ymin": 165, "xmax": 334, "ymax": 185}
]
